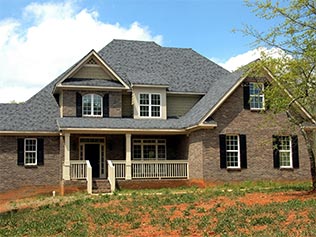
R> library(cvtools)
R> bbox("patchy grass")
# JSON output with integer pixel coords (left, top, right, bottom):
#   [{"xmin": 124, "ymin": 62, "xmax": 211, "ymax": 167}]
[{"xmin": 1, "ymin": 181, "xmax": 316, "ymax": 236}]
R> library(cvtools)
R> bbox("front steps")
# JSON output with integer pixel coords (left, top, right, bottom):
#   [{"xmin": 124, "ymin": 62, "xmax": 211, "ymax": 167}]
[{"xmin": 92, "ymin": 179, "xmax": 111, "ymax": 194}]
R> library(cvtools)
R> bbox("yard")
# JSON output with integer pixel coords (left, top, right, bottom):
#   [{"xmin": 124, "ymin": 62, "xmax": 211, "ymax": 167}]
[{"xmin": 1, "ymin": 182, "xmax": 316, "ymax": 236}]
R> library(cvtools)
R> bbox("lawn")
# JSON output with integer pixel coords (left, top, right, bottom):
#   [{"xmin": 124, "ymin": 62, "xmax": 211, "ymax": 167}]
[{"xmin": 1, "ymin": 181, "xmax": 316, "ymax": 236}]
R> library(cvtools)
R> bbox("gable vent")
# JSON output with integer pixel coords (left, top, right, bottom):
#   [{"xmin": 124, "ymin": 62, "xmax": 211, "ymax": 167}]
[{"xmin": 87, "ymin": 58, "xmax": 97, "ymax": 65}]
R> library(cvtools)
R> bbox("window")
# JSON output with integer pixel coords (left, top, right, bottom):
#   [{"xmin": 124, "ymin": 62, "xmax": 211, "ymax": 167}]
[
  {"xmin": 25, "ymin": 139, "xmax": 37, "ymax": 165},
  {"xmin": 273, "ymin": 135, "xmax": 299, "ymax": 169},
  {"xmin": 132, "ymin": 139, "xmax": 166, "ymax": 160},
  {"xmin": 139, "ymin": 93, "xmax": 161, "ymax": 117},
  {"xmin": 219, "ymin": 134, "xmax": 247, "ymax": 169},
  {"xmin": 82, "ymin": 94, "xmax": 102, "ymax": 116},
  {"xmin": 17, "ymin": 138, "xmax": 44, "ymax": 166},
  {"xmin": 249, "ymin": 82, "xmax": 264, "ymax": 110},
  {"xmin": 279, "ymin": 136, "xmax": 292, "ymax": 168},
  {"xmin": 226, "ymin": 135, "xmax": 240, "ymax": 168}
]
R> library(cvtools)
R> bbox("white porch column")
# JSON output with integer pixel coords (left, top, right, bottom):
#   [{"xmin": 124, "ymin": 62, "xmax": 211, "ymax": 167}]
[
  {"xmin": 125, "ymin": 133, "xmax": 132, "ymax": 180},
  {"xmin": 63, "ymin": 133, "xmax": 71, "ymax": 180}
]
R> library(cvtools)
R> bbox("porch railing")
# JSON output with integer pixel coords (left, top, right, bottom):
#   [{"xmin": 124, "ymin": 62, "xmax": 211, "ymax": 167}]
[
  {"xmin": 70, "ymin": 160, "xmax": 92, "ymax": 194},
  {"xmin": 132, "ymin": 160, "xmax": 188, "ymax": 179},
  {"xmin": 111, "ymin": 160, "xmax": 126, "ymax": 179},
  {"xmin": 107, "ymin": 160, "xmax": 116, "ymax": 192},
  {"xmin": 110, "ymin": 160, "xmax": 189, "ymax": 179}
]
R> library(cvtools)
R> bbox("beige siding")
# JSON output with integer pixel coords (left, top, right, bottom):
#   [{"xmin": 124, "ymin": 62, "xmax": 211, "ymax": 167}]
[
  {"xmin": 122, "ymin": 94, "xmax": 133, "ymax": 118},
  {"xmin": 167, "ymin": 94, "xmax": 201, "ymax": 117},
  {"xmin": 73, "ymin": 66, "xmax": 113, "ymax": 80}
]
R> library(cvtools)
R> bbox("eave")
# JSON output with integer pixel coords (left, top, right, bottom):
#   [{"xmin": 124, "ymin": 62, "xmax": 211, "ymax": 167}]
[
  {"xmin": 0, "ymin": 131, "xmax": 60, "ymax": 136},
  {"xmin": 59, "ymin": 123, "xmax": 217, "ymax": 135}
]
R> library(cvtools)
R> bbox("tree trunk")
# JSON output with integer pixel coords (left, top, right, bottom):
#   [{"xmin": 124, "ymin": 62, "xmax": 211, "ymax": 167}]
[{"xmin": 299, "ymin": 125, "xmax": 316, "ymax": 190}]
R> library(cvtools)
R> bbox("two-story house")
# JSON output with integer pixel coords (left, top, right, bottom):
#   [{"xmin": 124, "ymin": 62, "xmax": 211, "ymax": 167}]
[{"xmin": 0, "ymin": 40, "xmax": 314, "ymax": 194}]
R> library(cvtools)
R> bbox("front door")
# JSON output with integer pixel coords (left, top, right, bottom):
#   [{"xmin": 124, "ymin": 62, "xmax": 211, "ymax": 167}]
[{"xmin": 85, "ymin": 144, "xmax": 100, "ymax": 178}]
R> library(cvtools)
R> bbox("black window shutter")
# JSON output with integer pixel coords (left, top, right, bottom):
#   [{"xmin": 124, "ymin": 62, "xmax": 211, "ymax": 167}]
[
  {"xmin": 37, "ymin": 138, "xmax": 44, "ymax": 166},
  {"xmin": 243, "ymin": 83, "xmax": 250, "ymax": 110},
  {"xmin": 219, "ymin": 135, "xmax": 227, "ymax": 169},
  {"xmin": 76, "ymin": 92, "xmax": 82, "ymax": 117},
  {"xmin": 17, "ymin": 139, "xmax": 24, "ymax": 166},
  {"xmin": 291, "ymin": 135, "xmax": 299, "ymax": 168},
  {"xmin": 240, "ymin": 134, "xmax": 247, "ymax": 169},
  {"xmin": 264, "ymin": 82, "xmax": 269, "ymax": 110},
  {"xmin": 273, "ymin": 135, "xmax": 280, "ymax": 168},
  {"xmin": 103, "ymin": 94, "xmax": 109, "ymax": 117}
]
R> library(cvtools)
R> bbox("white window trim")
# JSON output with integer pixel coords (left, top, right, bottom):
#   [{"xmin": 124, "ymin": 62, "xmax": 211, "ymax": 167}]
[
  {"xmin": 24, "ymin": 138, "xmax": 37, "ymax": 166},
  {"xmin": 133, "ymin": 139, "xmax": 166, "ymax": 160},
  {"xmin": 82, "ymin": 94, "xmax": 103, "ymax": 117},
  {"xmin": 279, "ymin": 136, "xmax": 293, "ymax": 169},
  {"xmin": 249, "ymin": 82, "xmax": 265, "ymax": 111},
  {"xmin": 139, "ymin": 93, "xmax": 161, "ymax": 118},
  {"xmin": 226, "ymin": 135, "xmax": 240, "ymax": 169}
]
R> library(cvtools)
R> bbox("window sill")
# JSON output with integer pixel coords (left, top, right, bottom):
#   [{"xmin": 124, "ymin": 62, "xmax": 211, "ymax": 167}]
[
  {"xmin": 250, "ymin": 108, "xmax": 265, "ymax": 112},
  {"xmin": 82, "ymin": 115, "xmax": 103, "ymax": 118}
]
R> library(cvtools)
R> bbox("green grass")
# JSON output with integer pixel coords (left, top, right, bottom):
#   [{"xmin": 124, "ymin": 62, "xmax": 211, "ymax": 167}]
[{"xmin": 0, "ymin": 181, "xmax": 315, "ymax": 236}]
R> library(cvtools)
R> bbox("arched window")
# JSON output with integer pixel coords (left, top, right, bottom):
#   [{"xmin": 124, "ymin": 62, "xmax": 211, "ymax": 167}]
[{"xmin": 82, "ymin": 94, "xmax": 102, "ymax": 116}]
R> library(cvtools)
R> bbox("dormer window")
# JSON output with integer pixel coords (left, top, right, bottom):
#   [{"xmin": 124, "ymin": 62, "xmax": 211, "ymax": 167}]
[
  {"xmin": 140, "ymin": 93, "xmax": 161, "ymax": 117},
  {"xmin": 249, "ymin": 82, "xmax": 264, "ymax": 110},
  {"xmin": 82, "ymin": 94, "xmax": 102, "ymax": 117}
]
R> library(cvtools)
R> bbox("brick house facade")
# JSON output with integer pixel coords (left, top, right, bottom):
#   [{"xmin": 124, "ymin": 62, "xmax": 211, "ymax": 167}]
[{"xmin": 0, "ymin": 40, "xmax": 315, "ymax": 193}]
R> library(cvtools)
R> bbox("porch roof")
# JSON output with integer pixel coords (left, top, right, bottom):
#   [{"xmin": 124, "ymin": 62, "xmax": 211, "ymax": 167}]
[{"xmin": 57, "ymin": 117, "xmax": 192, "ymax": 130}]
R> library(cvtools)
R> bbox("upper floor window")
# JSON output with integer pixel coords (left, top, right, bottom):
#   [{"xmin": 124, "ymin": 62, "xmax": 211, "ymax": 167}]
[
  {"xmin": 82, "ymin": 94, "xmax": 102, "ymax": 117},
  {"xmin": 139, "ymin": 93, "xmax": 161, "ymax": 117},
  {"xmin": 249, "ymin": 82, "xmax": 264, "ymax": 110}
]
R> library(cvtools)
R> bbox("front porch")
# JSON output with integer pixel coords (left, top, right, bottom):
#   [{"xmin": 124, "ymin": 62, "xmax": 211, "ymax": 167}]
[{"xmin": 63, "ymin": 133, "xmax": 190, "ymax": 193}]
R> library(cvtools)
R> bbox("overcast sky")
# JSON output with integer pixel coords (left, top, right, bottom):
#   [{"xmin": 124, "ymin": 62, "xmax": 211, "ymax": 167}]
[{"xmin": 0, "ymin": 0, "xmax": 275, "ymax": 103}]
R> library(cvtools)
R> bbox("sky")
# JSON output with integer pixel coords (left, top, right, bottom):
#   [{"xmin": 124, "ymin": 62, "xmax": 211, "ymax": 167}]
[{"xmin": 0, "ymin": 0, "xmax": 274, "ymax": 103}]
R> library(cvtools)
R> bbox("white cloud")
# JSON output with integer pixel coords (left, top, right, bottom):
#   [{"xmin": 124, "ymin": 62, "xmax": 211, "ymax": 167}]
[
  {"xmin": 0, "ymin": 0, "xmax": 162, "ymax": 103},
  {"xmin": 216, "ymin": 47, "xmax": 285, "ymax": 72}
]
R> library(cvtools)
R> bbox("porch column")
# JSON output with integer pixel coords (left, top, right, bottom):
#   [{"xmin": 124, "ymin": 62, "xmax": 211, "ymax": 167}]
[
  {"xmin": 63, "ymin": 133, "xmax": 71, "ymax": 180},
  {"xmin": 125, "ymin": 133, "xmax": 132, "ymax": 180}
]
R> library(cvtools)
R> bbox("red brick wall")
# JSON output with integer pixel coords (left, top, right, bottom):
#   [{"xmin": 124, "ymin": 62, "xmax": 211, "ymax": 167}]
[
  {"xmin": 0, "ymin": 136, "xmax": 62, "ymax": 192},
  {"xmin": 188, "ymin": 85, "xmax": 310, "ymax": 182}
]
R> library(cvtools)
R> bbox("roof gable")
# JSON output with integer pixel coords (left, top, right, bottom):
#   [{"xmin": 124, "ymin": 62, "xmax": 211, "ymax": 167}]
[{"xmin": 56, "ymin": 50, "xmax": 129, "ymax": 90}]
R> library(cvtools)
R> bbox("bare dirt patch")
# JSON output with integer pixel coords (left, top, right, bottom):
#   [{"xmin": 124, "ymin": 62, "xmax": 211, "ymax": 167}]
[{"xmin": 2, "ymin": 189, "xmax": 316, "ymax": 236}]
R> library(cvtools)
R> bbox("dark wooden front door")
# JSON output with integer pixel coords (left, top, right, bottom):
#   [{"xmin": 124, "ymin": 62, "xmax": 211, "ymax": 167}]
[{"xmin": 85, "ymin": 144, "xmax": 100, "ymax": 178}]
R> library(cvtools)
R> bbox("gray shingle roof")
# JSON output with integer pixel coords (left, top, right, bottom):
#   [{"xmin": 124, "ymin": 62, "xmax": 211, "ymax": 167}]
[
  {"xmin": 0, "ymin": 78, "xmax": 60, "ymax": 132},
  {"xmin": 127, "ymin": 72, "xmax": 169, "ymax": 86},
  {"xmin": 99, "ymin": 40, "xmax": 230, "ymax": 93},
  {"xmin": 0, "ymin": 39, "xmax": 244, "ymax": 132}
]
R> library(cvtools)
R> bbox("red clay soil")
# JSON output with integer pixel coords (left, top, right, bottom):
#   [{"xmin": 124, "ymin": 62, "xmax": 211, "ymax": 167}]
[
  {"xmin": 1, "ymin": 188, "xmax": 316, "ymax": 236},
  {"xmin": 1, "ymin": 188, "xmax": 316, "ymax": 214},
  {"xmin": 0, "ymin": 185, "xmax": 83, "ymax": 213}
]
